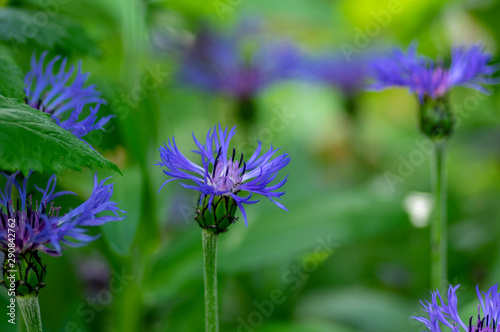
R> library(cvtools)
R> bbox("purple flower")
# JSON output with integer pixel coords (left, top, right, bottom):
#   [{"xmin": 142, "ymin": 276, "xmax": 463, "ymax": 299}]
[
  {"xmin": 156, "ymin": 125, "xmax": 290, "ymax": 227},
  {"xmin": 369, "ymin": 43, "xmax": 499, "ymax": 102},
  {"xmin": 24, "ymin": 51, "xmax": 113, "ymax": 138},
  {"xmin": 300, "ymin": 52, "xmax": 369, "ymax": 96},
  {"xmin": 411, "ymin": 284, "xmax": 500, "ymax": 331},
  {"xmin": 0, "ymin": 171, "xmax": 124, "ymax": 256},
  {"xmin": 177, "ymin": 24, "xmax": 301, "ymax": 101}
]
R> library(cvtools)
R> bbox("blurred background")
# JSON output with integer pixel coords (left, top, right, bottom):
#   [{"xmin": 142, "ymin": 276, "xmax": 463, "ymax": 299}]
[{"xmin": 2, "ymin": 0, "xmax": 500, "ymax": 331}]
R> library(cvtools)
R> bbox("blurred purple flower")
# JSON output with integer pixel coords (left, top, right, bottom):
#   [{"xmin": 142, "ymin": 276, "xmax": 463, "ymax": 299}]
[
  {"xmin": 369, "ymin": 43, "xmax": 499, "ymax": 102},
  {"xmin": 177, "ymin": 24, "xmax": 301, "ymax": 101},
  {"xmin": 24, "ymin": 51, "xmax": 113, "ymax": 138},
  {"xmin": 300, "ymin": 52, "xmax": 369, "ymax": 96},
  {"xmin": 156, "ymin": 124, "xmax": 290, "ymax": 226},
  {"xmin": 0, "ymin": 171, "xmax": 124, "ymax": 256},
  {"xmin": 411, "ymin": 284, "xmax": 500, "ymax": 332}
]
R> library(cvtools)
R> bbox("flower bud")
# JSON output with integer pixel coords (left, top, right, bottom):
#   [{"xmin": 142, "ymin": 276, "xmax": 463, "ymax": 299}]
[
  {"xmin": 1, "ymin": 251, "xmax": 46, "ymax": 296},
  {"xmin": 195, "ymin": 195, "xmax": 238, "ymax": 234},
  {"xmin": 237, "ymin": 97, "xmax": 257, "ymax": 125},
  {"xmin": 419, "ymin": 96, "xmax": 455, "ymax": 140}
]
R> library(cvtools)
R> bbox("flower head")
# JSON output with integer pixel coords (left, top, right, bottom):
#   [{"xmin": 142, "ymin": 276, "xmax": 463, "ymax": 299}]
[
  {"xmin": 177, "ymin": 23, "xmax": 300, "ymax": 101},
  {"xmin": 300, "ymin": 52, "xmax": 369, "ymax": 96},
  {"xmin": 0, "ymin": 171, "xmax": 124, "ymax": 256},
  {"xmin": 24, "ymin": 51, "xmax": 112, "ymax": 138},
  {"xmin": 369, "ymin": 43, "xmax": 499, "ymax": 102},
  {"xmin": 156, "ymin": 125, "xmax": 290, "ymax": 231},
  {"xmin": 411, "ymin": 284, "xmax": 500, "ymax": 332}
]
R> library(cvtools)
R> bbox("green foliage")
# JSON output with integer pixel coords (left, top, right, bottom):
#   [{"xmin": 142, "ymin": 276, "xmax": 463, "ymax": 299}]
[
  {"xmin": 101, "ymin": 166, "xmax": 142, "ymax": 256},
  {"xmin": 0, "ymin": 46, "xmax": 24, "ymax": 100},
  {"xmin": 0, "ymin": 7, "xmax": 100, "ymax": 57},
  {"xmin": 0, "ymin": 96, "xmax": 119, "ymax": 175},
  {"xmin": 296, "ymin": 288, "xmax": 415, "ymax": 331}
]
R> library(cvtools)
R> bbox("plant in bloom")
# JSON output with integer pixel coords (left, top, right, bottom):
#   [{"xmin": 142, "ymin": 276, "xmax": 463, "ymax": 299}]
[
  {"xmin": 24, "ymin": 51, "xmax": 112, "ymax": 138},
  {"xmin": 369, "ymin": 43, "xmax": 499, "ymax": 139},
  {"xmin": 412, "ymin": 284, "xmax": 500, "ymax": 332},
  {"xmin": 178, "ymin": 24, "xmax": 300, "ymax": 101},
  {"xmin": 0, "ymin": 171, "xmax": 124, "ymax": 295},
  {"xmin": 156, "ymin": 124, "xmax": 290, "ymax": 233},
  {"xmin": 301, "ymin": 52, "xmax": 369, "ymax": 97},
  {"xmin": 299, "ymin": 52, "xmax": 371, "ymax": 121},
  {"xmin": 369, "ymin": 43, "xmax": 498, "ymax": 102},
  {"xmin": 177, "ymin": 22, "xmax": 301, "ymax": 124}
]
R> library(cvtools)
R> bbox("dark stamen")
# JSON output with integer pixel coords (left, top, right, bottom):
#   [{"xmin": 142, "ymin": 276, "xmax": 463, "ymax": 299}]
[
  {"xmin": 242, "ymin": 161, "xmax": 246, "ymax": 174},
  {"xmin": 231, "ymin": 147, "xmax": 235, "ymax": 161},
  {"xmin": 212, "ymin": 160, "xmax": 219, "ymax": 177},
  {"xmin": 239, "ymin": 152, "xmax": 244, "ymax": 167},
  {"xmin": 212, "ymin": 148, "xmax": 222, "ymax": 177}
]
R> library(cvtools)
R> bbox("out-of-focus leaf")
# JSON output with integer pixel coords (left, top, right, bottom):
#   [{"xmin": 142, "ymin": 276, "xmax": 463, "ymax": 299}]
[
  {"xmin": 0, "ymin": 96, "xmax": 119, "ymax": 174},
  {"xmin": 218, "ymin": 186, "xmax": 407, "ymax": 273},
  {"xmin": 0, "ymin": 45, "xmax": 24, "ymax": 99},
  {"xmin": 256, "ymin": 320, "xmax": 357, "ymax": 332},
  {"xmin": 0, "ymin": 8, "xmax": 100, "ymax": 56},
  {"xmin": 295, "ymin": 287, "xmax": 415, "ymax": 332},
  {"xmin": 146, "ymin": 229, "xmax": 201, "ymax": 301},
  {"xmin": 101, "ymin": 166, "xmax": 142, "ymax": 255}
]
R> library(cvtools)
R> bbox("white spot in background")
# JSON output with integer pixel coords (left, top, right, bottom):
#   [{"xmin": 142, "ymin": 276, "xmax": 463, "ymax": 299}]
[{"xmin": 404, "ymin": 192, "xmax": 433, "ymax": 228}]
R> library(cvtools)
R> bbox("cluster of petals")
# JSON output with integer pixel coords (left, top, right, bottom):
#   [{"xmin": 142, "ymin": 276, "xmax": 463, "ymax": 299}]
[
  {"xmin": 157, "ymin": 125, "xmax": 290, "ymax": 225},
  {"xmin": 369, "ymin": 44, "xmax": 498, "ymax": 102},
  {"xmin": 0, "ymin": 171, "xmax": 124, "ymax": 256},
  {"xmin": 412, "ymin": 284, "xmax": 500, "ymax": 332}
]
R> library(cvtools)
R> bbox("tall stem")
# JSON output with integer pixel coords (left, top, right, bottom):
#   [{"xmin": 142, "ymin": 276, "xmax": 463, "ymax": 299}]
[
  {"xmin": 431, "ymin": 140, "xmax": 447, "ymax": 291},
  {"xmin": 202, "ymin": 229, "xmax": 219, "ymax": 332},
  {"xmin": 17, "ymin": 295, "xmax": 42, "ymax": 332}
]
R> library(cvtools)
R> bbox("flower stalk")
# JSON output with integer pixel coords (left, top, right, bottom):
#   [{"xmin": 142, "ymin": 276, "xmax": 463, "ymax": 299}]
[
  {"xmin": 17, "ymin": 295, "xmax": 42, "ymax": 332},
  {"xmin": 202, "ymin": 229, "xmax": 219, "ymax": 332},
  {"xmin": 431, "ymin": 140, "xmax": 447, "ymax": 291}
]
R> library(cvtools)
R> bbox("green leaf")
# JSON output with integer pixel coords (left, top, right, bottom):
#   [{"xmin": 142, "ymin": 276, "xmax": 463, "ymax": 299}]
[
  {"xmin": 101, "ymin": 166, "xmax": 142, "ymax": 255},
  {"xmin": 295, "ymin": 287, "xmax": 416, "ymax": 332},
  {"xmin": 0, "ymin": 96, "xmax": 119, "ymax": 174},
  {"xmin": 0, "ymin": 45, "xmax": 24, "ymax": 100},
  {"xmin": 0, "ymin": 8, "xmax": 100, "ymax": 57}
]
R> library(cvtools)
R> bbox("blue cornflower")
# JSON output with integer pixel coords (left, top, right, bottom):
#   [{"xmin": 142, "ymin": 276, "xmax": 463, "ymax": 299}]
[
  {"xmin": 300, "ymin": 52, "xmax": 369, "ymax": 96},
  {"xmin": 369, "ymin": 43, "xmax": 499, "ymax": 102},
  {"xmin": 0, "ymin": 171, "xmax": 124, "ymax": 256},
  {"xmin": 177, "ymin": 24, "xmax": 300, "ymax": 101},
  {"xmin": 24, "ymin": 51, "xmax": 112, "ymax": 138},
  {"xmin": 156, "ymin": 125, "xmax": 290, "ymax": 232},
  {"xmin": 412, "ymin": 284, "xmax": 500, "ymax": 332}
]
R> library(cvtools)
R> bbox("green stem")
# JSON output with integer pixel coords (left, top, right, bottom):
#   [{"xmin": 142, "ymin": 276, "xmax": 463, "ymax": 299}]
[
  {"xmin": 202, "ymin": 229, "xmax": 219, "ymax": 332},
  {"xmin": 431, "ymin": 141, "xmax": 447, "ymax": 291},
  {"xmin": 17, "ymin": 295, "xmax": 42, "ymax": 332}
]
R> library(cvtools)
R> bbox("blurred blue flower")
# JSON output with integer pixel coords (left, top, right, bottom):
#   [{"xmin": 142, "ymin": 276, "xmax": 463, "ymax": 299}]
[
  {"xmin": 0, "ymin": 171, "xmax": 124, "ymax": 256},
  {"xmin": 369, "ymin": 44, "xmax": 499, "ymax": 102},
  {"xmin": 412, "ymin": 284, "xmax": 500, "ymax": 332},
  {"xmin": 300, "ymin": 52, "xmax": 369, "ymax": 96},
  {"xmin": 177, "ymin": 24, "xmax": 301, "ymax": 101},
  {"xmin": 156, "ymin": 125, "xmax": 290, "ymax": 227},
  {"xmin": 24, "ymin": 51, "xmax": 112, "ymax": 138}
]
